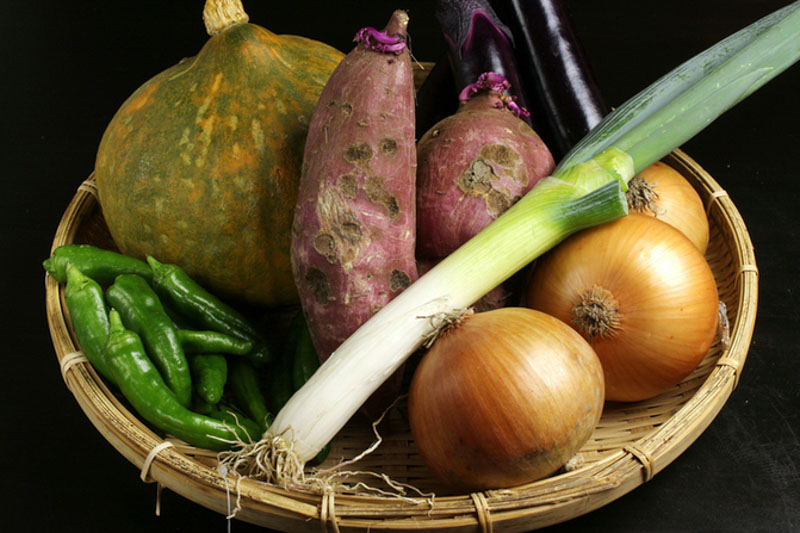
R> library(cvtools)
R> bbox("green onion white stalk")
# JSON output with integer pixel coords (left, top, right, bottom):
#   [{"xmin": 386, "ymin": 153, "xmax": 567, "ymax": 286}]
[
  {"xmin": 274, "ymin": 159, "xmax": 629, "ymax": 463},
  {"xmin": 243, "ymin": 2, "xmax": 800, "ymax": 472}
]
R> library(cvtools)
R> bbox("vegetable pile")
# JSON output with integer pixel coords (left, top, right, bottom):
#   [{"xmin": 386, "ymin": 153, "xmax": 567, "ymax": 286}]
[
  {"xmin": 47, "ymin": 0, "xmax": 800, "ymax": 495},
  {"xmin": 92, "ymin": 0, "xmax": 343, "ymax": 309},
  {"xmin": 47, "ymin": 244, "xmax": 327, "ymax": 457}
]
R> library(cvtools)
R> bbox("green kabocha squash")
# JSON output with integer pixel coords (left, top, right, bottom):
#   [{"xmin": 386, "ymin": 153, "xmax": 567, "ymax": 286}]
[{"xmin": 94, "ymin": 0, "xmax": 343, "ymax": 307}]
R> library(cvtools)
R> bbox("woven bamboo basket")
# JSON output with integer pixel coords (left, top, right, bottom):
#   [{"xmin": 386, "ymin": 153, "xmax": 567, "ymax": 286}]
[{"xmin": 45, "ymin": 65, "xmax": 757, "ymax": 532}]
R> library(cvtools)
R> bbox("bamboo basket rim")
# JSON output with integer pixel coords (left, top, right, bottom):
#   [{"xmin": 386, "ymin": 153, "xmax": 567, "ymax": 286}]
[{"xmin": 45, "ymin": 148, "xmax": 758, "ymax": 532}]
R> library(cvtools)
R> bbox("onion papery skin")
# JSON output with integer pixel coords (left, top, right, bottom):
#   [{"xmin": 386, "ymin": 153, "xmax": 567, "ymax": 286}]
[
  {"xmin": 627, "ymin": 161, "xmax": 709, "ymax": 253},
  {"xmin": 408, "ymin": 307, "xmax": 604, "ymax": 491},
  {"xmin": 525, "ymin": 214, "xmax": 719, "ymax": 402}
]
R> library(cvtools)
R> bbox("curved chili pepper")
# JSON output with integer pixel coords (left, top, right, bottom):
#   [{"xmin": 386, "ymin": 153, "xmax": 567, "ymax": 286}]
[
  {"xmin": 178, "ymin": 329, "xmax": 253, "ymax": 356},
  {"xmin": 291, "ymin": 313, "xmax": 321, "ymax": 392},
  {"xmin": 284, "ymin": 311, "xmax": 330, "ymax": 466},
  {"xmin": 104, "ymin": 310, "xmax": 252, "ymax": 450},
  {"xmin": 44, "ymin": 244, "xmax": 152, "ymax": 286},
  {"xmin": 146, "ymin": 256, "xmax": 273, "ymax": 367},
  {"xmin": 63, "ymin": 263, "xmax": 115, "ymax": 384},
  {"xmin": 106, "ymin": 274, "xmax": 192, "ymax": 407},
  {"xmin": 194, "ymin": 401, "xmax": 263, "ymax": 443},
  {"xmin": 189, "ymin": 353, "xmax": 227, "ymax": 405},
  {"xmin": 266, "ymin": 313, "xmax": 302, "ymax": 414},
  {"xmin": 227, "ymin": 359, "xmax": 272, "ymax": 433}
]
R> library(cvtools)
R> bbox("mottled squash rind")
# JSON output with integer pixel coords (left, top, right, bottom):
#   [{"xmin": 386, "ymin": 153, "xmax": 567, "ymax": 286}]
[{"xmin": 95, "ymin": 22, "xmax": 344, "ymax": 307}]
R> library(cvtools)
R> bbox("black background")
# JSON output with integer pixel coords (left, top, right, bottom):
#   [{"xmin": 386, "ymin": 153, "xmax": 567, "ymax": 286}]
[{"xmin": 3, "ymin": 1, "xmax": 799, "ymax": 531}]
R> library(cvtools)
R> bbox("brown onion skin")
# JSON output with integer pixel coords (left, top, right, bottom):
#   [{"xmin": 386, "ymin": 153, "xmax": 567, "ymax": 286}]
[
  {"xmin": 408, "ymin": 307, "xmax": 604, "ymax": 491},
  {"xmin": 629, "ymin": 161, "xmax": 709, "ymax": 253},
  {"xmin": 525, "ymin": 214, "xmax": 719, "ymax": 402}
]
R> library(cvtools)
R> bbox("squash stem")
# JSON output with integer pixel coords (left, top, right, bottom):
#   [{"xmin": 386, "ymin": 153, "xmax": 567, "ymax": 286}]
[{"xmin": 203, "ymin": 0, "xmax": 249, "ymax": 36}]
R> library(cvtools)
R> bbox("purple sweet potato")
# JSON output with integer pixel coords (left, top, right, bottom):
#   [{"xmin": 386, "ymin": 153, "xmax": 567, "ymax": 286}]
[
  {"xmin": 290, "ymin": 11, "xmax": 418, "ymax": 413},
  {"xmin": 416, "ymin": 72, "xmax": 555, "ymax": 260}
]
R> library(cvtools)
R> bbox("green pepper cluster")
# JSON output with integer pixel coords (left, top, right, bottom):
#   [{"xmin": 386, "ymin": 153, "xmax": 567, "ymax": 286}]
[{"xmin": 46, "ymin": 244, "xmax": 329, "ymax": 460}]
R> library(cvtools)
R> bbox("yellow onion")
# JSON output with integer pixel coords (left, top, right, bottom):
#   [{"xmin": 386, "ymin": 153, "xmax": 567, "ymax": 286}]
[
  {"xmin": 408, "ymin": 307, "xmax": 604, "ymax": 491},
  {"xmin": 526, "ymin": 214, "xmax": 718, "ymax": 402},
  {"xmin": 626, "ymin": 161, "xmax": 710, "ymax": 253}
]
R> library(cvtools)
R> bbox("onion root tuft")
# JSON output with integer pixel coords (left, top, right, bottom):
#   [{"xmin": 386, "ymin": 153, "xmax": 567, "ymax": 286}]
[
  {"xmin": 571, "ymin": 285, "xmax": 622, "ymax": 341},
  {"xmin": 626, "ymin": 175, "xmax": 665, "ymax": 216}
]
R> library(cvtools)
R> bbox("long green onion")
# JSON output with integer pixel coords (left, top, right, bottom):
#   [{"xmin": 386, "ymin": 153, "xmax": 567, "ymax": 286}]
[
  {"xmin": 558, "ymin": 0, "xmax": 800, "ymax": 175},
  {"xmin": 229, "ymin": 2, "xmax": 800, "ymax": 477},
  {"xmin": 268, "ymin": 158, "xmax": 629, "ymax": 464}
]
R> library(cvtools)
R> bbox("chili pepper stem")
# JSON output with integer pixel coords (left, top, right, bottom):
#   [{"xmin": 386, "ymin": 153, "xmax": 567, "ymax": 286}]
[{"xmin": 63, "ymin": 263, "xmax": 115, "ymax": 383}]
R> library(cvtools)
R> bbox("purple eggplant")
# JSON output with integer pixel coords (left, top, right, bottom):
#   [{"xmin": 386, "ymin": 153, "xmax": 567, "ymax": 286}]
[
  {"xmin": 416, "ymin": 0, "xmax": 535, "ymax": 136},
  {"xmin": 492, "ymin": 0, "xmax": 608, "ymax": 159}
]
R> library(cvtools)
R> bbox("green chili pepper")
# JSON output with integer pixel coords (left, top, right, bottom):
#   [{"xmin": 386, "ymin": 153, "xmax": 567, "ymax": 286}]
[
  {"xmin": 44, "ymin": 244, "xmax": 152, "ymax": 286},
  {"xmin": 146, "ymin": 256, "xmax": 273, "ymax": 367},
  {"xmin": 161, "ymin": 298, "xmax": 197, "ymax": 330},
  {"xmin": 63, "ymin": 263, "xmax": 115, "ymax": 384},
  {"xmin": 227, "ymin": 359, "xmax": 272, "ymax": 432},
  {"xmin": 106, "ymin": 274, "xmax": 192, "ymax": 407},
  {"xmin": 204, "ymin": 403, "xmax": 263, "ymax": 443},
  {"xmin": 104, "ymin": 310, "xmax": 251, "ymax": 450},
  {"xmin": 267, "ymin": 313, "xmax": 303, "ymax": 413},
  {"xmin": 292, "ymin": 314, "xmax": 321, "ymax": 392},
  {"xmin": 283, "ymin": 312, "xmax": 330, "ymax": 466},
  {"xmin": 178, "ymin": 329, "xmax": 253, "ymax": 356},
  {"xmin": 190, "ymin": 398, "xmax": 262, "ymax": 443},
  {"xmin": 188, "ymin": 353, "xmax": 227, "ymax": 405}
]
